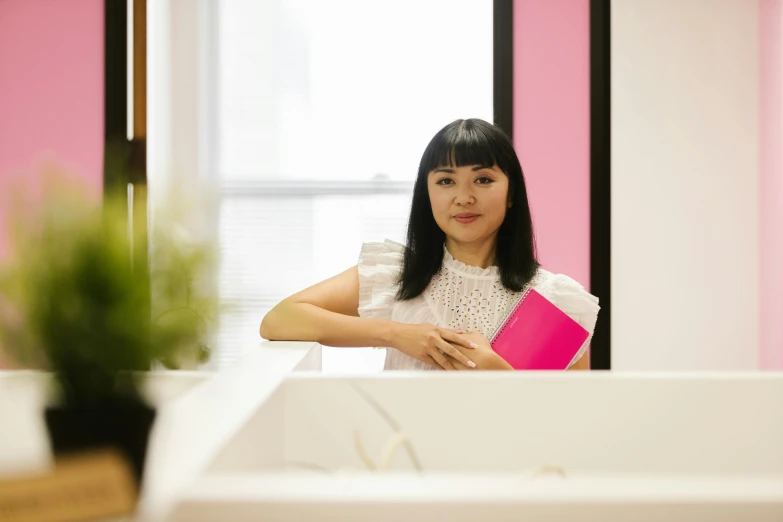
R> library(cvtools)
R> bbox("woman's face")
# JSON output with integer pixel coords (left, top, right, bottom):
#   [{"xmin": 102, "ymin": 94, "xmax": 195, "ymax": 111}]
[{"xmin": 427, "ymin": 164, "xmax": 510, "ymax": 248}]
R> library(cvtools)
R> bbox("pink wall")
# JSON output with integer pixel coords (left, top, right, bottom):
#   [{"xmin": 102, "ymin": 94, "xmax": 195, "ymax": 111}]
[
  {"xmin": 513, "ymin": 0, "xmax": 591, "ymax": 290},
  {"xmin": 0, "ymin": 0, "xmax": 104, "ymax": 258},
  {"xmin": 760, "ymin": 0, "xmax": 783, "ymax": 370}
]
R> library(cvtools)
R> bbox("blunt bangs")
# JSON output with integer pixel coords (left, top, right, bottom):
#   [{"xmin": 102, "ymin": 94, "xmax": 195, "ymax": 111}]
[{"xmin": 418, "ymin": 119, "xmax": 511, "ymax": 177}]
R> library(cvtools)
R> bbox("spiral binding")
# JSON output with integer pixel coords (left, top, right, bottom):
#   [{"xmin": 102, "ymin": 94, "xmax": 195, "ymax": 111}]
[{"xmin": 489, "ymin": 286, "xmax": 533, "ymax": 344}]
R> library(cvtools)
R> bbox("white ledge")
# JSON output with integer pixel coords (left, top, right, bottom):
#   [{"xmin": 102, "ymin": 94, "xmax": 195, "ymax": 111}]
[{"xmin": 140, "ymin": 341, "xmax": 322, "ymax": 520}]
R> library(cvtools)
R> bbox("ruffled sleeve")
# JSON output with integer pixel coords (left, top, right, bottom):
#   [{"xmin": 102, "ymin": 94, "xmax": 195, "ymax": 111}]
[
  {"xmin": 357, "ymin": 240, "xmax": 405, "ymax": 321},
  {"xmin": 532, "ymin": 271, "xmax": 600, "ymax": 368}
]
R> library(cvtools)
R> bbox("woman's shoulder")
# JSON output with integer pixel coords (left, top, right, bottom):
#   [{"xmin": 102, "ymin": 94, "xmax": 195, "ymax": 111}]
[
  {"xmin": 530, "ymin": 268, "xmax": 600, "ymax": 314},
  {"xmin": 359, "ymin": 239, "xmax": 406, "ymax": 262},
  {"xmin": 356, "ymin": 239, "xmax": 406, "ymax": 320}
]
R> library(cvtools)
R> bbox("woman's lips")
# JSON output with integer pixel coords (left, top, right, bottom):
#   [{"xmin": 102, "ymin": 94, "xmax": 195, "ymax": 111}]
[{"xmin": 454, "ymin": 213, "xmax": 480, "ymax": 224}]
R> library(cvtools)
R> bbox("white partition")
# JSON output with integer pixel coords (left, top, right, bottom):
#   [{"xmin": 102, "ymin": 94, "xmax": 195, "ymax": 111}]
[
  {"xmin": 169, "ymin": 372, "xmax": 783, "ymax": 521},
  {"xmin": 281, "ymin": 374, "xmax": 783, "ymax": 474}
]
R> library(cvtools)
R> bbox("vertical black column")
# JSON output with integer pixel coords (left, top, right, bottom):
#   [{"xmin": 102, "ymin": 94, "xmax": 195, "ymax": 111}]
[
  {"xmin": 493, "ymin": 0, "xmax": 514, "ymax": 140},
  {"xmin": 103, "ymin": 0, "xmax": 151, "ymax": 363},
  {"xmin": 103, "ymin": 0, "xmax": 131, "ymax": 193},
  {"xmin": 590, "ymin": 0, "xmax": 612, "ymax": 370}
]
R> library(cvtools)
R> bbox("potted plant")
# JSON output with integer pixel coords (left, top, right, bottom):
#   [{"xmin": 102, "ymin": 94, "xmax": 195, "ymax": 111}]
[{"xmin": 0, "ymin": 171, "xmax": 216, "ymax": 487}]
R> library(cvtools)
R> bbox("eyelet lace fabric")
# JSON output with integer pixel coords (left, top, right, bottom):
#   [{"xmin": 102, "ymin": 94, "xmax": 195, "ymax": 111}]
[{"xmin": 357, "ymin": 240, "xmax": 599, "ymax": 371}]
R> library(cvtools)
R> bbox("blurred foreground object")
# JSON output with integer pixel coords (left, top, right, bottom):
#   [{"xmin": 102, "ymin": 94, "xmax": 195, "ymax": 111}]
[
  {"xmin": 0, "ymin": 449, "xmax": 136, "ymax": 522},
  {"xmin": 0, "ymin": 164, "xmax": 217, "ymax": 489}
]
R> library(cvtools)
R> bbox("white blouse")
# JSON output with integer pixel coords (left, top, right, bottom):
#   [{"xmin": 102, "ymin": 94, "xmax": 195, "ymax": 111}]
[{"xmin": 357, "ymin": 239, "xmax": 600, "ymax": 371}]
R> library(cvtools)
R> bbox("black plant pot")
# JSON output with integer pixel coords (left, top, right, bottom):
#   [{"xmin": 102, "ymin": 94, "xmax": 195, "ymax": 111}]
[{"xmin": 44, "ymin": 400, "xmax": 156, "ymax": 487}]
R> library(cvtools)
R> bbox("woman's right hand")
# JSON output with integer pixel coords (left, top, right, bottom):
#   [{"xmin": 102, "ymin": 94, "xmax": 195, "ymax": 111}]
[{"xmin": 389, "ymin": 323, "xmax": 478, "ymax": 370}]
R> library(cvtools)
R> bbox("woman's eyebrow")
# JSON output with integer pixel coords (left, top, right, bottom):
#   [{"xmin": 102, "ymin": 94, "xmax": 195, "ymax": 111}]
[{"xmin": 432, "ymin": 165, "xmax": 494, "ymax": 174}]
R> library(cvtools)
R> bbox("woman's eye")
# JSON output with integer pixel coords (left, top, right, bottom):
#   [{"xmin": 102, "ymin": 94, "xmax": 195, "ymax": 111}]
[
  {"xmin": 475, "ymin": 177, "xmax": 494, "ymax": 184},
  {"xmin": 436, "ymin": 178, "xmax": 454, "ymax": 186}
]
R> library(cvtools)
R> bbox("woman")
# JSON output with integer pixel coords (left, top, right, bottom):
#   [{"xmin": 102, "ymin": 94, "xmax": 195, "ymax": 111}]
[{"xmin": 260, "ymin": 119, "xmax": 599, "ymax": 370}]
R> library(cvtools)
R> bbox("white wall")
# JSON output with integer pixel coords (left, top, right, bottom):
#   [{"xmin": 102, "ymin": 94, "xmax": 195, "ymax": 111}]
[{"xmin": 612, "ymin": 0, "xmax": 760, "ymax": 370}]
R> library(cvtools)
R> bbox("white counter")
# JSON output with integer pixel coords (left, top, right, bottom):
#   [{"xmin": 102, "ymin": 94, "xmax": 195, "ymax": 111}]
[
  {"xmin": 0, "ymin": 341, "xmax": 323, "ymax": 521},
  {"xmin": 168, "ymin": 368, "xmax": 783, "ymax": 521},
  {"xmin": 0, "ymin": 369, "xmax": 210, "ymax": 479},
  {"xmin": 5, "ymin": 343, "xmax": 783, "ymax": 521}
]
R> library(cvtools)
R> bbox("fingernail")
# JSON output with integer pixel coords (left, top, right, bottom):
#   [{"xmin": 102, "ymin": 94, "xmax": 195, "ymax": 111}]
[
  {"xmin": 467, "ymin": 361, "xmax": 477, "ymax": 368},
  {"xmin": 470, "ymin": 342, "xmax": 479, "ymax": 349}
]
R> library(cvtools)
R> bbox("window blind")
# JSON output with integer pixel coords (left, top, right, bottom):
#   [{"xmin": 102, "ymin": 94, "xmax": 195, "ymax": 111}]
[{"xmin": 214, "ymin": 191, "xmax": 412, "ymax": 370}]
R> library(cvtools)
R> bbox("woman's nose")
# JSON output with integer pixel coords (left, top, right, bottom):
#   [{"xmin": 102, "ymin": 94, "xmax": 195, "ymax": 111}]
[{"xmin": 455, "ymin": 186, "xmax": 476, "ymax": 205}]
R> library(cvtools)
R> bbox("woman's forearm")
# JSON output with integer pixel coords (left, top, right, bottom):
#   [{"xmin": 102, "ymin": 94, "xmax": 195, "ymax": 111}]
[
  {"xmin": 260, "ymin": 301, "xmax": 397, "ymax": 348},
  {"xmin": 567, "ymin": 352, "xmax": 590, "ymax": 370}
]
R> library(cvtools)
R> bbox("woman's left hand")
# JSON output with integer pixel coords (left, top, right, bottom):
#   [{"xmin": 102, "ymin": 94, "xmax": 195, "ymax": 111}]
[{"xmin": 445, "ymin": 331, "xmax": 513, "ymax": 370}]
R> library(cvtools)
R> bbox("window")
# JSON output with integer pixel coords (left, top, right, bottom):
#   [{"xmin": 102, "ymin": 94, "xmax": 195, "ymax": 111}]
[
  {"xmin": 153, "ymin": 0, "xmax": 495, "ymax": 370},
  {"xmin": 216, "ymin": 0, "xmax": 493, "ymax": 182}
]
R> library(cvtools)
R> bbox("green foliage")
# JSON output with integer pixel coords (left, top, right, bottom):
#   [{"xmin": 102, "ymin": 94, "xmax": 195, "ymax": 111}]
[{"xmin": 0, "ymin": 176, "xmax": 216, "ymax": 406}]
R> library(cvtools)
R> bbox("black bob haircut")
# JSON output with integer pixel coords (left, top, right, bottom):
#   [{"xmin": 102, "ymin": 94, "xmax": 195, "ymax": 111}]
[{"xmin": 396, "ymin": 118, "xmax": 539, "ymax": 301}]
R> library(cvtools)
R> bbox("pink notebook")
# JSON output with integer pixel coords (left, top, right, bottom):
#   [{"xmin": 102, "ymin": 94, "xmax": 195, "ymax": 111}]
[{"xmin": 489, "ymin": 288, "xmax": 589, "ymax": 370}]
